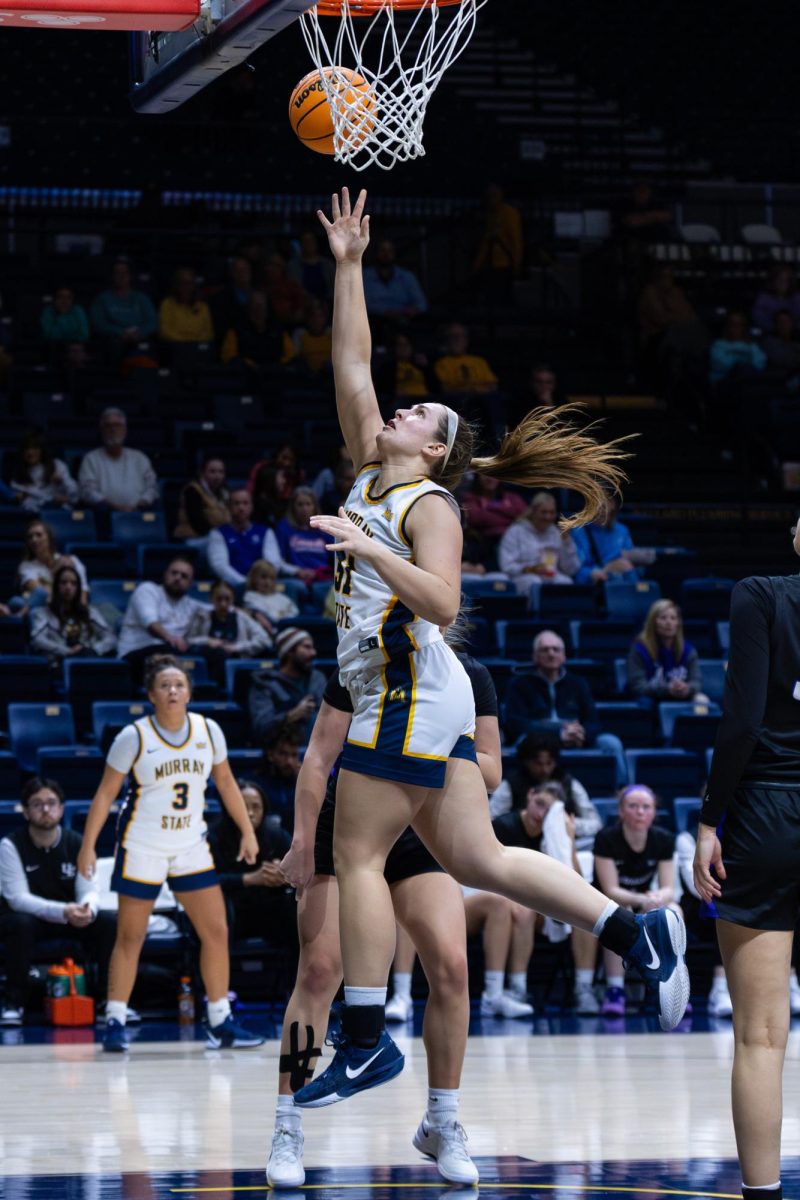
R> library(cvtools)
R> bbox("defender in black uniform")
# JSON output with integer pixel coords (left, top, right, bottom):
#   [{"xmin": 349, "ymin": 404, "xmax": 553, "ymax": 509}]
[
  {"xmin": 695, "ymin": 567, "xmax": 800, "ymax": 1200},
  {"xmin": 265, "ymin": 651, "xmax": 501, "ymax": 1189}
]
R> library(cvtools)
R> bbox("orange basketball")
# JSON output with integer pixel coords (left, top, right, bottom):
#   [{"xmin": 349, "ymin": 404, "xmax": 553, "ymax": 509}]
[{"xmin": 289, "ymin": 66, "xmax": 375, "ymax": 156}]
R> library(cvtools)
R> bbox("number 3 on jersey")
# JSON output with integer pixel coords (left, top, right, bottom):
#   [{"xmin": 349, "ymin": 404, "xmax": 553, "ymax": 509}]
[
  {"xmin": 335, "ymin": 552, "xmax": 355, "ymax": 596},
  {"xmin": 172, "ymin": 782, "xmax": 189, "ymax": 811}
]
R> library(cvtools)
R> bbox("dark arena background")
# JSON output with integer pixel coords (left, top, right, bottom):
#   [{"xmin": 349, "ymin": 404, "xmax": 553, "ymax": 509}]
[{"xmin": 2, "ymin": 1, "xmax": 800, "ymax": 1197}]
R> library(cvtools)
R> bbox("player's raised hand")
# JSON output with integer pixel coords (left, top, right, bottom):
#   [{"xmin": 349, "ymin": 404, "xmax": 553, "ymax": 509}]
[
  {"xmin": 318, "ymin": 187, "xmax": 370, "ymax": 263},
  {"xmin": 310, "ymin": 507, "xmax": 375, "ymax": 555}
]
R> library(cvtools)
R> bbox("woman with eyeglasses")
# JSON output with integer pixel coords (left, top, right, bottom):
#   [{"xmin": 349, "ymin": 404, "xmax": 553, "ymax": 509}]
[
  {"xmin": 694, "ymin": 531, "xmax": 800, "ymax": 1200},
  {"xmin": 77, "ymin": 655, "xmax": 263, "ymax": 1053}
]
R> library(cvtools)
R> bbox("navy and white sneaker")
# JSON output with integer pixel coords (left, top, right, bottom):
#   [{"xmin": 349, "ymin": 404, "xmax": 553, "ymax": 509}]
[
  {"xmin": 102, "ymin": 1017, "xmax": 130, "ymax": 1053},
  {"xmin": 205, "ymin": 1016, "xmax": 265, "ymax": 1049},
  {"xmin": 625, "ymin": 907, "xmax": 689, "ymax": 1031},
  {"xmin": 293, "ymin": 1029, "xmax": 404, "ymax": 1108}
]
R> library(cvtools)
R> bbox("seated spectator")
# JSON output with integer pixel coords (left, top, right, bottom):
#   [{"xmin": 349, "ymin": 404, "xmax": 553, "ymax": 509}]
[
  {"xmin": 8, "ymin": 431, "xmax": 78, "ymax": 513},
  {"xmin": 174, "ymin": 455, "xmax": 231, "ymax": 540},
  {"xmin": 158, "ymin": 267, "xmax": 214, "ymax": 344},
  {"xmin": 434, "ymin": 323, "xmax": 498, "ymax": 395},
  {"xmin": 243, "ymin": 559, "xmax": 299, "ymax": 637},
  {"xmin": 29, "ymin": 563, "xmax": 116, "ymax": 663},
  {"xmin": 627, "ymin": 598, "xmax": 705, "ymax": 704},
  {"xmin": 462, "ymin": 475, "xmax": 527, "ymax": 553},
  {"xmin": 593, "ymin": 784, "xmax": 677, "ymax": 1016},
  {"xmin": 90, "ymin": 257, "xmax": 157, "ymax": 356},
  {"xmin": 504, "ymin": 629, "xmax": 627, "ymax": 785},
  {"xmin": 249, "ymin": 627, "xmax": 327, "ymax": 744},
  {"xmin": 375, "ymin": 332, "xmax": 436, "ymax": 398},
  {"xmin": 40, "ymin": 286, "xmax": 89, "ymax": 345},
  {"xmin": 637, "ymin": 265, "xmax": 697, "ymax": 350},
  {"xmin": 186, "ymin": 579, "xmax": 271, "ymax": 684},
  {"xmin": 498, "ymin": 491, "xmax": 579, "ymax": 596},
  {"xmin": 762, "ymin": 309, "xmax": 800, "ymax": 378},
  {"xmin": 220, "ymin": 290, "xmax": 293, "ymax": 370},
  {"xmin": 286, "ymin": 230, "xmax": 335, "ymax": 303},
  {"xmin": 16, "ymin": 519, "xmax": 88, "ymax": 609},
  {"xmin": 752, "ymin": 264, "xmax": 800, "ymax": 333},
  {"xmin": 318, "ymin": 458, "xmax": 356, "ymax": 516},
  {"xmin": 709, "ymin": 310, "xmax": 766, "ymax": 385},
  {"xmin": 248, "ymin": 442, "xmax": 305, "ymax": 506},
  {"xmin": 472, "ymin": 182, "xmax": 524, "ymax": 300},
  {"xmin": 0, "ymin": 776, "xmax": 116, "ymax": 1026},
  {"xmin": 571, "ymin": 495, "xmax": 645, "ymax": 585},
  {"xmin": 209, "ymin": 256, "xmax": 253, "ymax": 347},
  {"xmin": 275, "ymin": 487, "xmax": 335, "ymax": 581},
  {"xmin": 292, "ymin": 299, "xmax": 332, "ymax": 374},
  {"xmin": 264, "ymin": 254, "xmax": 307, "ymax": 327},
  {"xmin": 208, "ymin": 779, "xmax": 296, "ymax": 950},
  {"xmin": 208, "ymin": 489, "xmax": 313, "ymax": 587},
  {"xmin": 117, "ymin": 556, "xmax": 204, "ymax": 679},
  {"xmin": 489, "ymin": 730, "xmax": 601, "ymax": 849},
  {"xmin": 250, "ymin": 730, "xmax": 303, "ymax": 834},
  {"xmin": 78, "ymin": 408, "xmax": 159, "ymax": 513},
  {"xmin": 363, "ymin": 238, "xmax": 428, "ymax": 321}
]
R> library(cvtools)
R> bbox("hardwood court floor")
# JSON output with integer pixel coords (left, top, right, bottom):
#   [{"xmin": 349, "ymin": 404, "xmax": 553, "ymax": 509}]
[{"xmin": 3, "ymin": 1017, "xmax": 800, "ymax": 1197}]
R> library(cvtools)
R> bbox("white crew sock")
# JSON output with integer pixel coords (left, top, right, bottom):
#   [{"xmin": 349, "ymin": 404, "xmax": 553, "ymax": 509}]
[
  {"xmin": 509, "ymin": 972, "xmax": 527, "ymax": 995},
  {"xmin": 426, "ymin": 1087, "xmax": 459, "ymax": 1129},
  {"xmin": 207, "ymin": 997, "xmax": 232, "ymax": 1028},
  {"xmin": 344, "ymin": 986, "xmax": 387, "ymax": 1006},
  {"xmin": 392, "ymin": 972, "xmax": 412, "ymax": 1001},
  {"xmin": 276, "ymin": 1094, "xmax": 302, "ymax": 1132},
  {"xmin": 607, "ymin": 975, "xmax": 624, "ymax": 990},
  {"xmin": 106, "ymin": 1000, "xmax": 127, "ymax": 1026},
  {"xmin": 575, "ymin": 969, "xmax": 594, "ymax": 987},
  {"xmin": 592, "ymin": 899, "xmax": 619, "ymax": 938},
  {"xmin": 484, "ymin": 970, "xmax": 504, "ymax": 1000}
]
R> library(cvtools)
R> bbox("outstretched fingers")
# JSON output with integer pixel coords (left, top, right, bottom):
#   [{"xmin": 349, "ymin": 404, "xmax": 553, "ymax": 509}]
[
  {"xmin": 331, "ymin": 191, "xmax": 341, "ymax": 221},
  {"xmin": 351, "ymin": 188, "xmax": 368, "ymax": 219},
  {"xmin": 341, "ymin": 186, "xmax": 351, "ymax": 217}
]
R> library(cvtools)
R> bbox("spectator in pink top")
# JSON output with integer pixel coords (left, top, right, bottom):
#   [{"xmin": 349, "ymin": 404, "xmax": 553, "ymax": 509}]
[{"xmin": 462, "ymin": 475, "xmax": 528, "ymax": 543}]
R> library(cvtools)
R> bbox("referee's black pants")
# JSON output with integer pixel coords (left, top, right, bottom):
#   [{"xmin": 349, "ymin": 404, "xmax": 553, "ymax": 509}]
[{"xmin": 0, "ymin": 911, "xmax": 117, "ymax": 1008}]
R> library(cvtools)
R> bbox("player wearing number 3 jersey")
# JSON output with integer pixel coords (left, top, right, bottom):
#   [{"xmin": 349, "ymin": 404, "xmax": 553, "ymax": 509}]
[{"xmin": 77, "ymin": 655, "xmax": 265, "ymax": 1054}]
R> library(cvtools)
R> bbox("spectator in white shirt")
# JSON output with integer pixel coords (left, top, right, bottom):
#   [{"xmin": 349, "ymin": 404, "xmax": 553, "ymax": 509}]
[
  {"xmin": 8, "ymin": 431, "xmax": 79, "ymax": 513},
  {"xmin": 15, "ymin": 518, "xmax": 89, "ymax": 610},
  {"xmin": 78, "ymin": 408, "xmax": 159, "ymax": 513},
  {"xmin": 207, "ymin": 489, "xmax": 314, "ymax": 588},
  {"xmin": 118, "ymin": 556, "xmax": 204, "ymax": 679}
]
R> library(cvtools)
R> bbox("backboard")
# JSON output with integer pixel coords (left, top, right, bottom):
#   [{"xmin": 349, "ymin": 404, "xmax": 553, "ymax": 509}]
[{"xmin": 129, "ymin": 0, "xmax": 316, "ymax": 113}]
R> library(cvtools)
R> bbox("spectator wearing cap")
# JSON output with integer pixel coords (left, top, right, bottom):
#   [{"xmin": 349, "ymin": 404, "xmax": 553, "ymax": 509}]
[
  {"xmin": 248, "ymin": 627, "xmax": 327, "ymax": 744},
  {"xmin": 78, "ymin": 408, "xmax": 159, "ymax": 513},
  {"xmin": 208, "ymin": 489, "xmax": 316, "ymax": 588},
  {"xmin": 117, "ymin": 556, "xmax": 204, "ymax": 680}
]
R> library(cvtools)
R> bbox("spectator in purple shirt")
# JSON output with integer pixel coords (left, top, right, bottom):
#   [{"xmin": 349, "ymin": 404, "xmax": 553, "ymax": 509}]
[
  {"xmin": 275, "ymin": 487, "xmax": 334, "ymax": 581},
  {"xmin": 752, "ymin": 264, "xmax": 800, "ymax": 333}
]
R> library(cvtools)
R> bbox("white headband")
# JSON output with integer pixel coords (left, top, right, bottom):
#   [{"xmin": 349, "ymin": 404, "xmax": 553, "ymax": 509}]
[{"xmin": 443, "ymin": 406, "xmax": 459, "ymax": 465}]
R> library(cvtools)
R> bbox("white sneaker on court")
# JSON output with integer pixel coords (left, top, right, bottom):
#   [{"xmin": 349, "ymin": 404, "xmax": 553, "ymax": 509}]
[
  {"xmin": 480, "ymin": 990, "xmax": 533, "ymax": 1019},
  {"xmin": 385, "ymin": 993, "xmax": 413, "ymax": 1022},
  {"xmin": 573, "ymin": 982, "xmax": 600, "ymax": 1015},
  {"xmin": 266, "ymin": 1125, "xmax": 305, "ymax": 1187},
  {"xmin": 413, "ymin": 1119, "xmax": 479, "ymax": 1184}
]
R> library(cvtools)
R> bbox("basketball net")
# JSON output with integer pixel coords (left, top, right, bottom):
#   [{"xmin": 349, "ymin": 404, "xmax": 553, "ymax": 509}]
[{"xmin": 300, "ymin": 0, "xmax": 486, "ymax": 171}]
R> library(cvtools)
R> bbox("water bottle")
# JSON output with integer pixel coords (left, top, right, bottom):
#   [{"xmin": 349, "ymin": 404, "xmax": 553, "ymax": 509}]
[{"xmin": 177, "ymin": 975, "xmax": 195, "ymax": 1024}]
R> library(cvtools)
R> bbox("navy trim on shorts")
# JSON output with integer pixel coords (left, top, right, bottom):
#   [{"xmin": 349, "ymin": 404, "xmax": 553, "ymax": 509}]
[
  {"xmin": 450, "ymin": 734, "xmax": 477, "ymax": 763},
  {"xmin": 110, "ymin": 850, "xmax": 162, "ymax": 900},
  {"xmin": 169, "ymin": 867, "xmax": 219, "ymax": 894},
  {"xmin": 340, "ymin": 743, "xmax": 448, "ymax": 788}
]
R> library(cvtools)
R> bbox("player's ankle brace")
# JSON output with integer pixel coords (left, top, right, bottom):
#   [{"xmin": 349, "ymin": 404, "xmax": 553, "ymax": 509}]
[
  {"xmin": 597, "ymin": 906, "xmax": 639, "ymax": 956},
  {"xmin": 342, "ymin": 1003, "xmax": 384, "ymax": 1047}
]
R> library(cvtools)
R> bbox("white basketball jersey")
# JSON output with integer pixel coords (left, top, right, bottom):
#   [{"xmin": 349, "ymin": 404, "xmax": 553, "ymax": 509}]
[
  {"xmin": 118, "ymin": 714, "xmax": 216, "ymax": 852},
  {"xmin": 333, "ymin": 463, "xmax": 459, "ymax": 686}
]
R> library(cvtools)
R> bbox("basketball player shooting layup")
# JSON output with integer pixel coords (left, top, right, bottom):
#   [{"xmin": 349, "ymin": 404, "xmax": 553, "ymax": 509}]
[{"xmin": 290, "ymin": 187, "xmax": 690, "ymax": 1109}]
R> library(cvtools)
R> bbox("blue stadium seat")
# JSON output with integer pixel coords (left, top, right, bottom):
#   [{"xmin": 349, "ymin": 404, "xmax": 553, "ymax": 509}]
[
  {"xmin": 538, "ymin": 584, "xmax": 597, "ymax": 619},
  {"xmin": 596, "ymin": 701, "xmax": 655, "ymax": 748},
  {"xmin": 41, "ymin": 508, "xmax": 97, "ymax": 546},
  {"xmin": 680, "ymin": 577, "xmax": 735, "ymax": 621},
  {"xmin": 65, "ymin": 542, "xmax": 128, "ymax": 579},
  {"xmin": 110, "ymin": 510, "xmax": 167, "ymax": 549},
  {"xmin": 706, "ymin": 747, "xmax": 713, "ymax": 777},
  {"xmin": 613, "ymin": 657, "xmax": 629, "ymax": 695},
  {"xmin": 190, "ymin": 701, "xmax": 249, "ymax": 748},
  {"xmin": 137, "ymin": 542, "xmax": 198, "ymax": 581},
  {"xmin": 8, "ymin": 703, "xmax": 76, "ymax": 773},
  {"xmin": 495, "ymin": 619, "xmax": 572, "ymax": 658},
  {"xmin": 592, "ymin": 797, "xmax": 619, "ymax": 827},
  {"xmin": 571, "ymin": 620, "xmax": 635, "ymax": 659},
  {"xmin": 225, "ymin": 658, "xmax": 275, "ymax": 709},
  {"xmin": 37, "ymin": 746, "xmax": 104, "ymax": 797},
  {"xmin": 560, "ymin": 750, "xmax": 617, "ymax": 794},
  {"xmin": 90, "ymin": 579, "xmax": 138, "ymax": 629},
  {"xmin": 603, "ymin": 579, "xmax": 661, "ymax": 623},
  {"xmin": 568, "ymin": 658, "xmax": 614, "ymax": 698},
  {"xmin": 472, "ymin": 592, "xmax": 529, "ymax": 623},
  {"xmin": 460, "ymin": 577, "xmax": 516, "ymax": 598},
  {"xmin": 0, "ymin": 800, "xmax": 23, "ymax": 838},
  {"xmin": 716, "ymin": 622, "xmax": 730, "ymax": 654},
  {"xmin": 673, "ymin": 797, "xmax": 701, "ymax": 833},
  {"xmin": 68, "ymin": 804, "xmax": 120, "ymax": 855},
  {"xmin": 0, "ymin": 618, "xmax": 27, "ymax": 654},
  {"xmin": 63, "ymin": 658, "xmax": 134, "ymax": 732},
  {"xmin": 683, "ymin": 620, "xmax": 716, "ymax": 656},
  {"xmin": 92, "ymin": 700, "xmax": 151, "ymax": 753},
  {"xmin": 658, "ymin": 701, "xmax": 721, "ymax": 746},
  {"xmin": 625, "ymin": 749, "xmax": 701, "ymax": 802},
  {"xmin": 698, "ymin": 659, "xmax": 727, "ymax": 706},
  {"xmin": 227, "ymin": 748, "xmax": 263, "ymax": 778},
  {"xmin": 279, "ymin": 578, "xmax": 310, "ymax": 608},
  {"xmin": 310, "ymin": 580, "xmax": 332, "ymax": 612},
  {"xmin": 0, "ymin": 656, "xmax": 52, "ymax": 723},
  {"xmin": 0, "ymin": 506, "xmax": 28, "ymax": 539},
  {"xmin": 173, "ymin": 655, "xmax": 210, "ymax": 686},
  {"xmin": 0, "ymin": 751, "xmax": 21, "ymax": 800}
]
